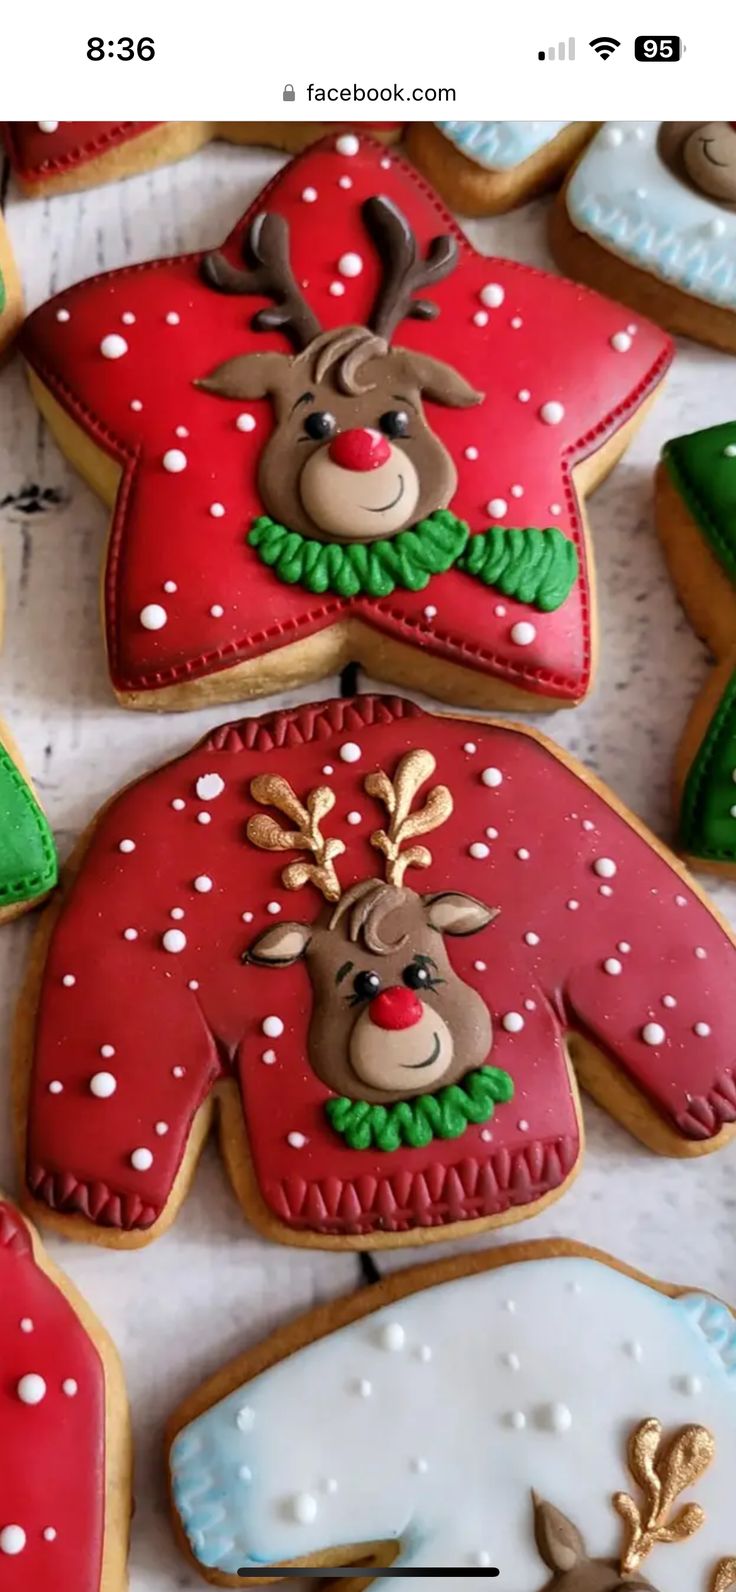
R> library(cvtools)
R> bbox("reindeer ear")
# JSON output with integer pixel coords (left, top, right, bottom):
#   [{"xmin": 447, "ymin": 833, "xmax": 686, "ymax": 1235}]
[
  {"xmin": 196, "ymin": 352, "xmax": 291, "ymax": 401},
  {"xmin": 532, "ymin": 1493, "xmax": 586, "ymax": 1574},
  {"xmin": 403, "ymin": 351, "xmax": 484, "ymax": 409},
  {"xmin": 424, "ymin": 893, "xmax": 498, "ymax": 937},
  {"xmin": 244, "ymin": 922, "xmax": 311, "ymax": 966}
]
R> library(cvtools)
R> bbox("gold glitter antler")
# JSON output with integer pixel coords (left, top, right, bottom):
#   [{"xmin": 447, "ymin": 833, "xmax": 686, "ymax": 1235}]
[
  {"xmin": 613, "ymin": 1418, "xmax": 713, "ymax": 1576},
  {"xmin": 364, "ymin": 749, "xmax": 453, "ymax": 889},
  {"xmin": 247, "ymin": 776, "xmax": 345, "ymax": 902},
  {"xmin": 713, "ymin": 1562, "xmax": 736, "ymax": 1592}
]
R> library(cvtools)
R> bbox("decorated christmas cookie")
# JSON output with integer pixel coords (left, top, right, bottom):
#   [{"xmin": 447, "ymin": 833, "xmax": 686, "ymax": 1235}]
[
  {"xmin": 0, "ymin": 212, "xmax": 23, "ymax": 361},
  {"xmin": 0, "ymin": 1193, "xmax": 130, "ymax": 1592},
  {"xmin": 551, "ymin": 122, "xmax": 736, "ymax": 353},
  {"xmin": 2, "ymin": 121, "xmax": 402, "ymax": 195},
  {"xmin": 0, "ymin": 718, "xmax": 57, "ymax": 923},
  {"xmin": 406, "ymin": 120, "xmax": 597, "ymax": 215},
  {"xmin": 656, "ymin": 420, "xmax": 736, "ymax": 874},
  {"xmin": 169, "ymin": 1240, "xmax": 736, "ymax": 1590},
  {"xmin": 17, "ymin": 695, "xmax": 736, "ymax": 1252},
  {"xmin": 20, "ymin": 134, "xmax": 672, "ymax": 712}
]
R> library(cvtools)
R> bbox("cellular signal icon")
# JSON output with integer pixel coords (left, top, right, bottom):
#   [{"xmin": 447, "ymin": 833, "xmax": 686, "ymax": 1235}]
[
  {"xmin": 589, "ymin": 35, "xmax": 621, "ymax": 58},
  {"xmin": 538, "ymin": 36, "xmax": 576, "ymax": 59}
]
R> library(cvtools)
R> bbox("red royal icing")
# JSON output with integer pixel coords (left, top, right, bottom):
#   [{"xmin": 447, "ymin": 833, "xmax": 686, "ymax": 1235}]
[
  {"xmin": 25, "ymin": 696, "xmax": 736, "ymax": 1241},
  {"xmin": 19, "ymin": 135, "xmax": 673, "ymax": 705},
  {"xmin": 2, "ymin": 122, "xmax": 159, "ymax": 181},
  {"xmin": 0, "ymin": 1199, "xmax": 108, "ymax": 1590}
]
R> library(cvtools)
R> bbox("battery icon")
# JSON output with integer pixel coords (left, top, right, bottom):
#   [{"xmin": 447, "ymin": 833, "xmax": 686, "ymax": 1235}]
[{"xmin": 634, "ymin": 35, "xmax": 683, "ymax": 60}]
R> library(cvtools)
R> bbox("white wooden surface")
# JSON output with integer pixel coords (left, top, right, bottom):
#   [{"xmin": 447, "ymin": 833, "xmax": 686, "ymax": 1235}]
[{"xmin": 1, "ymin": 137, "xmax": 736, "ymax": 1589}]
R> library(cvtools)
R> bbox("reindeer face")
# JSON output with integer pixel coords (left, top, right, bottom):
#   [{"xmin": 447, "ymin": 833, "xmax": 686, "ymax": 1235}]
[
  {"xmin": 248, "ymin": 884, "xmax": 494, "ymax": 1102},
  {"xmin": 197, "ymin": 199, "xmax": 483, "ymax": 544},
  {"xmin": 533, "ymin": 1496, "xmax": 656, "ymax": 1592},
  {"xmin": 659, "ymin": 122, "xmax": 736, "ymax": 205}
]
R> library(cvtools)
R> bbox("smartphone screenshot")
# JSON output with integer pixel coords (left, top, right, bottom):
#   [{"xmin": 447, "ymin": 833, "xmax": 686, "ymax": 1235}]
[{"xmin": 2, "ymin": 5, "xmax": 736, "ymax": 1591}]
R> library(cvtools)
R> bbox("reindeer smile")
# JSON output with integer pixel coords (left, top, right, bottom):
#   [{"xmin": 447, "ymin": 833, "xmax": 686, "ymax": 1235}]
[
  {"xmin": 402, "ymin": 1030, "xmax": 442, "ymax": 1069},
  {"xmin": 363, "ymin": 474, "xmax": 405, "ymax": 514}
]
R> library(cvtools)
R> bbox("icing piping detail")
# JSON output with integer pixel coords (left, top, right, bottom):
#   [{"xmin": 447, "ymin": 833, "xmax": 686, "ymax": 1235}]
[
  {"xmin": 325, "ymin": 1063, "xmax": 514, "ymax": 1149},
  {"xmin": 0, "ymin": 741, "xmax": 58, "ymax": 905}
]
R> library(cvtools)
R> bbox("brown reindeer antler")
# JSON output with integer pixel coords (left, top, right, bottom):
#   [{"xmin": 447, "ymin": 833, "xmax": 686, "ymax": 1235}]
[
  {"xmin": 365, "ymin": 749, "xmax": 453, "ymax": 888},
  {"xmin": 201, "ymin": 212, "xmax": 322, "ymax": 350},
  {"xmin": 362, "ymin": 196, "xmax": 458, "ymax": 342},
  {"xmin": 247, "ymin": 775, "xmax": 345, "ymax": 901},
  {"xmin": 613, "ymin": 1418, "xmax": 713, "ymax": 1576}
]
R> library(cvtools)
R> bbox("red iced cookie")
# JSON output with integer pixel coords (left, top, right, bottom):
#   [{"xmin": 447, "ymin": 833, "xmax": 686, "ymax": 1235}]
[
  {"xmin": 0, "ymin": 1195, "xmax": 130, "ymax": 1590},
  {"xmin": 18, "ymin": 695, "xmax": 736, "ymax": 1251},
  {"xmin": 20, "ymin": 134, "xmax": 672, "ymax": 711}
]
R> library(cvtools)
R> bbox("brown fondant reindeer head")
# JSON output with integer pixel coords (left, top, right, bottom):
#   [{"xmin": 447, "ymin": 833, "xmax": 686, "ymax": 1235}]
[
  {"xmin": 533, "ymin": 1496, "xmax": 655, "ymax": 1592},
  {"xmin": 658, "ymin": 123, "xmax": 736, "ymax": 206},
  {"xmin": 197, "ymin": 198, "xmax": 483, "ymax": 543},
  {"xmin": 244, "ymin": 750, "xmax": 495, "ymax": 1102}
]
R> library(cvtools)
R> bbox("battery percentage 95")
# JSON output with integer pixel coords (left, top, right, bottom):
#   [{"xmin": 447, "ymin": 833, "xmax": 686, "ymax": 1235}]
[{"xmin": 634, "ymin": 35, "xmax": 683, "ymax": 60}]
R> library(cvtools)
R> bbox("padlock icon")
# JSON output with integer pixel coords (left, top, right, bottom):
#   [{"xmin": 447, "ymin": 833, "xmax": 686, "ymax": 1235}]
[{"xmin": 282, "ymin": 83, "xmax": 295, "ymax": 102}]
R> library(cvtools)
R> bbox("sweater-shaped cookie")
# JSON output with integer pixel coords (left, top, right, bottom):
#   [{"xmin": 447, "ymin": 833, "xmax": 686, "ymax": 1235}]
[
  {"xmin": 0, "ymin": 1194, "xmax": 130, "ymax": 1591},
  {"xmin": 551, "ymin": 121, "xmax": 736, "ymax": 353},
  {"xmin": 656, "ymin": 420, "xmax": 736, "ymax": 872},
  {"xmin": 168, "ymin": 1242, "xmax": 736, "ymax": 1590},
  {"xmin": 0, "ymin": 719, "xmax": 57, "ymax": 922},
  {"xmin": 2, "ymin": 121, "xmax": 403, "ymax": 194},
  {"xmin": 18, "ymin": 695, "xmax": 736, "ymax": 1250},
  {"xmin": 0, "ymin": 212, "xmax": 22, "ymax": 362},
  {"xmin": 406, "ymin": 120, "xmax": 596, "ymax": 215},
  {"xmin": 20, "ymin": 133, "xmax": 672, "ymax": 712}
]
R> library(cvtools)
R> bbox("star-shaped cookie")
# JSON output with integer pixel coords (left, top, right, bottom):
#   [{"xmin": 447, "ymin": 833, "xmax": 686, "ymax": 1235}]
[{"xmin": 21, "ymin": 133, "xmax": 672, "ymax": 711}]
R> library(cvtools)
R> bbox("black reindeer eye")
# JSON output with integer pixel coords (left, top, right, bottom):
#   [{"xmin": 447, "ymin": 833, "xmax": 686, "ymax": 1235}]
[
  {"xmin": 303, "ymin": 410, "xmax": 337, "ymax": 441},
  {"xmin": 349, "ymin": 969, "xmax": 382, "ymax": 1005},
  {"xmin": 379, "ymin": 409, "xmax": 410, "ymax": 439},
  {"xmin": 403, "ymin": 956, "xmax": 443, "ymax": 992}
]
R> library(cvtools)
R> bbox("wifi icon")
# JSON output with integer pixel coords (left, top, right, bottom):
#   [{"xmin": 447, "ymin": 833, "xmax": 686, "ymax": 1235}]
[{"xmin": 589, "ymin": 35, "xmax": 621, "ymax": 58}]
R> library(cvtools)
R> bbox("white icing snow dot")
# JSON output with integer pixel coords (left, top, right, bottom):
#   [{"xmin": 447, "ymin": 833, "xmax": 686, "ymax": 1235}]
[
  {"xmin": 194, "ymin": 875, "xmax": 213, "ymax": 893},
  {"xmin": 56, "ymin": 308, "xmax": 70, "ymax": 322},
  {"xmin": 302, "ymin": 186, "xmax": 318, "ymax": 202},
  {"xmin": 510, "ymin": 622, "xmax": 536, "ymax": 646},
  {"xmin": 236, "ymin": 1404, "xmax": 255, "ymax": 1432},
  {"xmin": 677, "ymin": 1374, "xmax": 703, "ymax": 1396},
  {"xmin": 267, "ymin": 901, "xmax": 281, "ymax": 915},
  {"xmin": 62, "ymin": 1379, "xmax": 78, "ymax": 1397},
  {"xmin": 287, "ymin": 1131, "xmax": 308, "ymax": 1149},
  {"xmin": 481, "ymin": 767, "xmax": 503, "ymax": 788},
  {"xmin": 0, "ymin": 1526, "xmax": 26, "ymax": 1556},
  {"xmin": 694, "ymin": 1021, "xmax": 711, "ymax": 1037},
  {"xmin": 17, "ymin": 1373, "xmax": 47, "ymax": 1405},
  {"xmin": 140, "ymin": 603, "xmax": 167, "ymax": 631},
  {"xmin": 20, "ymin": 1319, "xmax": 34, "ymax": 1333},
  {"xmin": 38, "ymin": 121, "xmax": 59, "ymax": 132},
  {"xmin": 380, "ymin": 1322, "xmax": 405, "ymax": 1352},
  {"xmin": 48, "ymin": 1081, "xmax": 63, "ymax": 1095},
  {"xmin": 464, "ymin": 446, "xmax": 479, "ymax": 460},
  {"xmin": 611, "ymin": 331, "xmax": 633, "ymax": 352},
  {"xmin": 339, "ymin": 742, "xmax": 361, "ymax": 763},
  {"xmin": 537, "ymin": 1401, "xmax": 573, "ymax": 1433},
  {"xmin": 469, "ymin": 842, "xmax": 490, "ymax": 860},
  {"xmin": 502, "ymin": 1012, "xmax": 524, "ymax": 1033},
  {"xmin": 423, "ymin": 605, "xmax": 437, "ymax": 621},
  {"xmin": 196, "ymin": 773, "xmax": 225, "ymax": 800},
  {"xmin": 472, "ymin": 1552, "xmax": 493, "ymax": 1568},
  {"xmin": 209, "ymin": 503, "xmax": 226, "ymax": 518},
  {"xmin": 90, "ymin": 1072, "xmax": 117, "ymax": 1098},
  {"xmin": 539, "ymin": 400, "xmax": 565, "ymax": 426},
  {"xmin": 346, "ymin": 811, "xmax": 362, "ymax": 825},
  {"xmin": 62, "ymin": 974, "xmax": 76, "ymax": 987},
  {"xmin": 210, "ymin": 604, "xmax": 225, "ymax": 618},
  {"xmin": 236, "ymin": 412, "xmax": 256, "ymax": 432},
  {"xmin": 43, "ymin": 1527, "xmax": 57, "ymax": 1542},
  {"xmin": 118, "ymin": 839, "xmax": 136, "ymax": 853},
  {"xmin": 262, "ymin": 1015, "xmax": 285, "ymax": 1038},
  {"xmin": 121, "ymin": 312, "xmax": 136, "ymax": 326},
  {"xmin": 292, "ymin": 1492, "xmax": 318, "ymax": 1525},
  {"xmin": 641, "ymin": 1022, "xmax": 666, "ymax": 1047},
  {"xmin": 329, "ymin": 281, "xmax": 346, "ymax": 297},
  {"xmin": 724, "ymin": 444, "xmax": 736, "ymax": 459},
  {"xmin": 473, "ymin": 310, "xmax": 489, "ymax": 327},
  {"xmin": 262, "ymin": 1049, "xmax": 276, "ymax": 1065},
  {"xmin": 524, "ymin": 931, "xmax": 540, "ymax": 946},
  {"xmin": 162, "ymin": 449, "xmax": 187, "ymax": 473},
  {"xmin": 336, "ymin": 133, "xmax": 359, "ymax": 156},
  {"xmin": 124, "ymin": 928, "xmax": 138, "ymax": 941},
  {"xmin": 130, "ymin": 1147, "xmax": 153, "ymax": 1171},
  {"xmin": 510, "ymin": 484, "xmax": 524, "ymax": 499},
  {"xmin": 100, "ymin": 1044, "xmax": 115, "ymax": 1057},
  {"xmin": 480, "ymin": 283, "xmax": 504, "ymax": 308},
  {"xmin": 100, "ymin": 334, "xmax": 128, "ymax": 360},
  {"xmin": 338, "ymin": 175, "xmax": 353, "ymax": 189},
  {"xmin": 506, "ymin": 1411, "xmax": 526, "ymax": 1430},
  {"xmin": 516, "ymin": 848, "xmax": 530, "ymax": 861},
  {"xmin": 162, "ymin": 929, "xmax": 187, "ymax": 954},
  {"xmin": 603, "ymin": 958, "xmax": 622, "ymax": 976},
  {"xmin": 487, "ymin": 498, "xmax": 508, "ymax": 519},
  {"xmin": 356, "ymin": 1378, "xmax": 372, "ymax": 1397},
  {"xmin": 130, "ymin": 399, "xmax": 143, "ymax": 412},
  {"xmin": 165, "ymin": 312, "xmax": 181, "ymax": 325},
  {"xmin": 338, "ymin": 251, "xmax": 363, "ymax": 277},
  {"xmin": 593, "ymin": 857, "xmax": 617, "ymax": 879},
  {"xmin": 155, "ymin": 1122, "xmax": 169, "ymax": 1135},
  {"xmin": 463, "ymin": 741, "xmax": 477, "ymax": 754}
]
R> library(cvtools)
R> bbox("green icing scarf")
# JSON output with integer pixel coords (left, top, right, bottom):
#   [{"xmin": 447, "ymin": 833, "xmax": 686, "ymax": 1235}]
[
  {"xmin": 325, "ymin": 1064, "xmax": 514, "ymax": 1152},
  {"xmin": 249, "ymin": 509, "xmax": 578, "ymax": 611}
]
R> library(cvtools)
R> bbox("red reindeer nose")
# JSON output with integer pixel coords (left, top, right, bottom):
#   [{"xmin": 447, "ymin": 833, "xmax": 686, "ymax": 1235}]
[
  {"xmin": 369, "ymin": 986, "xmax": 423, "ymax": 1030},
  {"xmin": 328, "ymin": 428, "xmax": 391, "ymax": 471}
]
